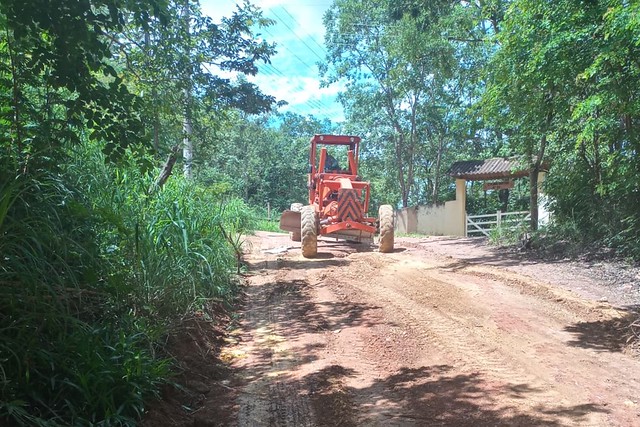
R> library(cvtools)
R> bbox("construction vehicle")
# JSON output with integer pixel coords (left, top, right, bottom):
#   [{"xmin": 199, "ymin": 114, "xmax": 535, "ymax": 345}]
[{"xmin": 280, "ymin": 134, "xmax": 394, "ymax": 258}]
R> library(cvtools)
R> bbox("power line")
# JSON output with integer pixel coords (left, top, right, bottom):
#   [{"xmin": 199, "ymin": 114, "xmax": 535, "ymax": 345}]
[
  {"xmin": 258, "ymin": 7, "xmax": 342, "ymax": 117},
  {"xmin": 257, "ymin": 62, "xmax": 337, "ymax": 116},
  {"xmin": 279, "ymin": 6, "xmax": 328, "ymax": 57},
  {"xmin": 260, "ymin": 24, "xmax": 321, "ymax": 77},
  {"xmin": 269, "ymin": 7, "xmax": 326, "ymax": 63},
  {"xmin": 205, "ymin": 0, "xmax": 343, "ymax": 121}
]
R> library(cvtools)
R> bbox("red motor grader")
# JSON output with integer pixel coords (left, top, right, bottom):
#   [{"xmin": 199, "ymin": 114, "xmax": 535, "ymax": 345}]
[{"xmin": 280, "ymin": 134, "xmax": 394, "ymax": 258}]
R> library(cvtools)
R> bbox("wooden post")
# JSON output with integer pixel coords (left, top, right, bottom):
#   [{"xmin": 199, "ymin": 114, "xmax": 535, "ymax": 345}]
[
  {"xmin": 267, "ymin": 202, "xmax": 271, "ymax": 221},
  {"xmin": 456, "ymin": 179, "xmax": 467, "ymax": 237}
]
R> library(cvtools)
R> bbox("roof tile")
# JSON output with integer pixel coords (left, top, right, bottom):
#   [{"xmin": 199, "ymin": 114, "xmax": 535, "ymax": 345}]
[{"xmin": 449, "ymin": 157, "xmax": 531, "ymax": 180}]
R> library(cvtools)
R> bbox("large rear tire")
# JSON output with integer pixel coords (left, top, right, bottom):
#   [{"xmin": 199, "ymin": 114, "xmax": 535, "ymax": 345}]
[
  {"xmin": 289, "ymin": 203, "xmax": 303, "ymax": 242},
  {"xmin": 301, "ymin": 205, "xmax": 318, "ymax": 258},
  {"xmin": 378, "ymin": 204, "xmax": 394, "ymax": 253}
]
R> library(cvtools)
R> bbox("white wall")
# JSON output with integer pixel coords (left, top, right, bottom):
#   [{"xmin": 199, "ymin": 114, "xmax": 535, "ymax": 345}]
[
  {"xmin": 395, "ymin": 179, "xmax": 466, "ymax": 236},
  {"xmin": 395, "ymin": 174, "xmax": 550, "ymax": 237}
]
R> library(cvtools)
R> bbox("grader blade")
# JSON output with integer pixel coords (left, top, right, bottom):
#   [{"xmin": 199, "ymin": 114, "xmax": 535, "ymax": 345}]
[{"xmin": 279, "ymin": 210, "xmax": 301, "ymax": 233}]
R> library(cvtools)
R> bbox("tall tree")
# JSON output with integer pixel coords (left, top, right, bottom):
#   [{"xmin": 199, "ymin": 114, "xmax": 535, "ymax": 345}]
[
  {"xmin": 322, "ymin": 0, "xmax": 472, "ymax": 207},
  {"xmin": 115, "ymin": 0, "xmax": 277, "ymax": 180},
  {"xmin": 201, "ymin": 111, "xmax": 334, "ymax": 211},
  {"xmin": 483, "ymin": 0, "xmax": 618, "ymax": 230},
  {"xmin": 0, "ymin": 0, "xmax": 165, "ymax": 171}
]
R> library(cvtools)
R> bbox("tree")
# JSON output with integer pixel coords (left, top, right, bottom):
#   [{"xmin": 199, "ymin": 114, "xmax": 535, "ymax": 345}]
[
  {"xmin": 201, "ymin": 111, "xmax": 333, "ymax": 211},
  {"xmin": 115, "ymin": 0, "xmax": 277, "ymax": 180},
  {"xmin": 484, "ymin": 1, "xmax": 606, "ymax": 230},
  {"xmin": 0, "ymin": 0, "xmax": 164, "ymax": 171},
  {"xmin": 322, "ymin": 0, "xmax": 481, "ymax": 207}
]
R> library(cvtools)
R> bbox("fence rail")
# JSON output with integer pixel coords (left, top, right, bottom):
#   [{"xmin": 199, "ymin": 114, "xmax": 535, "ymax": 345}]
[{"xmin": 466, "ymin": 210, "xmax": 530, "ymax": 237}]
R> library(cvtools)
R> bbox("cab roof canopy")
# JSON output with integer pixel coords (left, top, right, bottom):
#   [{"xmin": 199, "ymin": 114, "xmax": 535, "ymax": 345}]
[{"xmin": 311, "ymin": 134, "xmax": 360, "ymax": 145}]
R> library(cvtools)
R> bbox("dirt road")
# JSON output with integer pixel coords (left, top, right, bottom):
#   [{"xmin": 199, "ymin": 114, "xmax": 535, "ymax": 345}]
[{"xmin": 145, "ymin": 231, "xmax": 640, "ymax": 426}]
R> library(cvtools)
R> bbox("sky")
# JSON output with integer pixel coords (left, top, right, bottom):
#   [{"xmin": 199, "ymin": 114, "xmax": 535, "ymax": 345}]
[{"xmin": 200, "ymin": 0, "xmax": 345, "ymax": 123}]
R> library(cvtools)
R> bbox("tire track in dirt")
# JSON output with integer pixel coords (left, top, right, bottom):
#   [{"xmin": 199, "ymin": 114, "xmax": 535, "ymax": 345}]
[
  {"xmin": 328, "ymin": 254, "xmax": 570, "ymax": 423},
  {"xmin": 233, "ymin": 274, "xmax": 315, "ymax": 426},
  {"xmin": 231, "ymin": 235, "xmax": 317, "ymax": 426},
  {"xmin": 225, "ymin": 234, "xmax": 640, "ymax": 426},
  {"xmin": 143, "ymin": 233, "xmax": 640, "ymax": 426},
  {"xmin": 228, "ymin": 234, "xmax": 367, "ymax": 426},
  {"xmin": 327, "ymin": 250, "xmax": 640, "ymax": 426}
]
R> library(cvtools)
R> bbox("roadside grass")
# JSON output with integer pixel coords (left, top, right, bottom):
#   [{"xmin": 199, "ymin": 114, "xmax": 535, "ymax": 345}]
[
  {"xmin": 254, "ymin": 218, "xmax": 284, "ymax": 233},
  {"xmin": 0, "ymin": 144, "xmax": 253, "ymax": 426},
  {"xmin": 251, "ymin": 206, "xmax": 286, "ymax": 233},
  {"xmin": 395, "ymin": 232, "xmax": 427, "ymax": 238}
]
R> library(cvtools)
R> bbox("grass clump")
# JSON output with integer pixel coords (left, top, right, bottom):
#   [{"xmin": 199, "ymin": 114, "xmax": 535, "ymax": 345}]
[{"xmin": 0, "ymin": 144, "xmax": 253, "ymax": 426}]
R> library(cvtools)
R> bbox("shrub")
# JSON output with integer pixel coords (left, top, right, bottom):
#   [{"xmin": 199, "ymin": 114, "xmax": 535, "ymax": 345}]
[{"xmin": 0, "ymin": 143, "xmax": 252, "ymax": 426}]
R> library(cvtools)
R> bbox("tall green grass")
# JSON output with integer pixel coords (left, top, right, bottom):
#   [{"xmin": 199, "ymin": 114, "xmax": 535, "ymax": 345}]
[
  {"xmin": 251, "ymin": 206, "xmax": 285, "ymax": 233},
  {"xmin": 0, "ymin": 143, "xmax": 254, "ymax": 426}
]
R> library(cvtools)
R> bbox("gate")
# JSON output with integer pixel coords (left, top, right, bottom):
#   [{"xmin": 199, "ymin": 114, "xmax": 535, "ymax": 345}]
[{"xmin": 466, "ymin": 210, "xmax": 530, "ymax": 237}]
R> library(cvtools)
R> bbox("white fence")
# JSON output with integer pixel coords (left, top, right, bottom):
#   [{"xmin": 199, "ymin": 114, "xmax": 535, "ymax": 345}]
[{"xmin": 466, "ymin": 210, "xmax": 530, "ymax": 237}]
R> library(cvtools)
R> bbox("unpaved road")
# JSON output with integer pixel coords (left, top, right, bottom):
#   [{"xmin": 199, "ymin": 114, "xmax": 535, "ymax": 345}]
[{"xmin": 146, "ymin": 232, "xmax": 640, "ymax": 426}]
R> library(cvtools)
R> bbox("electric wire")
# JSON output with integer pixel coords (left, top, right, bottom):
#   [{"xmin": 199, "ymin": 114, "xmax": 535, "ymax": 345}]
[{"xmin": 210, "ymin": 0, "xmax": 344, "ymax": 121}]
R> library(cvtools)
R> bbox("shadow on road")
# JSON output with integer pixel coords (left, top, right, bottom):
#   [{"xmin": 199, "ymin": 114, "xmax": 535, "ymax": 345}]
[
  {"xmin": 236, "ymin": 274, "xmax": 610, "ymax": 426},
  {"xmin": 247, "ymin": 240, "xmax": 389, "ymax": 271},
  {"xmin": 244, "ymin": 278, "xmax": 387, "ymax": 342},
  {"xmin": 415, "ymin": 237, "xmax": 554, "ymax": 269},
  {"xmin": 283, "ymin": 364, "xmax": 608, "ymax": 426},
  {"xmin": 564, "ymin": 307, "xmax": 639, "ymax": 352},
  {"xmin": 245, "ymin": 256, "xmax": 351, "ymax": 271}
]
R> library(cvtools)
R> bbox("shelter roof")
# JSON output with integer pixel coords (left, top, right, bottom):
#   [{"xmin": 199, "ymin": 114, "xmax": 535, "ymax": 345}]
[{"xmin": 448, "ymin": 157, "xmax": 531, "ymax": 181}]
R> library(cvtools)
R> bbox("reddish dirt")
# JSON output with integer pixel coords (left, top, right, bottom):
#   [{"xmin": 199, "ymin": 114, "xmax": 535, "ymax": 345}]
[{"xmin": 144, "ymin": 232, "xmax": 640, "ymax": 426}]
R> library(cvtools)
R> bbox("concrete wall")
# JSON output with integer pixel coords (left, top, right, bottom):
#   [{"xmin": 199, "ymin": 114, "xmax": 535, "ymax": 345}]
[
  {"xmin": 415, "ymin": 200, "xmax": 465, "ymax": 236},
  {"xmin": 396, "ymin": 206, "xmax": 417, "ymax": 235},
  {"xmin": 396, "ymin": 179, "xmax": 467, "ymax": 237},
  {"xmin": 395, "ymin": 173, "xmax": 550, "ymax": 237}
]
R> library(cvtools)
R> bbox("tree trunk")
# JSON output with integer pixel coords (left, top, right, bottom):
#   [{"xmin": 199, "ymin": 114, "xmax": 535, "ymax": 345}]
[
  {"xmin": 183, "ymin": 91, "xmax": 193, "ymax": 179},
  {"xmin": 530, "ymin": 132, "xmax": 548, "ymax": 231},
  {"xmin": 530, "ymin": 102, "xmax": 553, "ymax": 231},
  {"xmin": 154, "ymin": 145, "xmax": 181, "ymax": 189},
  {"xmin": 431, "ymin": 136, "xmax": 444, "ymax": 204},
  {"xmin": 182, "ymin": 0, "xmax": 193, "ymax": 179},
  {"xmin": 144, "ymin": 29, "xmax": 160, "ymax": 153}
]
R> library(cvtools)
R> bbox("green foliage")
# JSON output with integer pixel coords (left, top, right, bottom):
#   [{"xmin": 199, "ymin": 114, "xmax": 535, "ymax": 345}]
[
  {"xmin": 119, "ymin": 0, "xmax": 277, "ymax": 164},
  {"xmin": 322, "ymin": 0, "xmax": 494, "ymax": 208},
  {"xmin": 69, "ymin": 143, "xmax": 247, "ymax": 319},
  {"xmin": 0, "ymin": 0, "xmax": 272, "ymax": 422},
  {"xmin": 0, "ymin": 0, "xmax": 161, "ymax": 164},
  {"xmin": 0, "ymin": 139, "xmax": 252, "ymax": 425},
  {"xmin": 483, "ymin": 0, "xmax": 640, "ymax": 256},
  {"xmin": 0, "ymin": 169, "xmax": 167, "ymax": 426},
  {"xmin": 466, "ymin": 179, "xmax": 530, "ymax": 216},
  {"xmin": 254, "ymin": 218, "xmax": 283, "ymax": 233},
  {"xmin": 250, "ymin": 205, "xmax": 285, "ymax": 233},
  {"xmin": 488, "ymin": 224, "xmax": 527, "ymax": 247},
  {"xmin": 201, "ymin": 111, "xmax": 331, "ymax": 212}
]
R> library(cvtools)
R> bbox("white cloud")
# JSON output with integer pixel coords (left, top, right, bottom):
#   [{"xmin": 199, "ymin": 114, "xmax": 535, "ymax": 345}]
[
  {"xmin": 250, "ymin": 74, "xmax": 345, "ymax": 120},
  {"xmin": 201, "ymin": 0, "xmax": 330, "ymax": 32},
  {"xmin": 251, "ymin": 74, "xmax": 340, "ymax": 103}
]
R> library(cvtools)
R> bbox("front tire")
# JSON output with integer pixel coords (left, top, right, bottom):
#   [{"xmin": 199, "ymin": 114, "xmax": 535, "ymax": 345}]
[
  {"xmin": 378, "ymin": 204, "xmax": 394, "ymax": 253},
  {"xmin": 301, "ymin": 205, "xmax": 318, "ymax": 258}
]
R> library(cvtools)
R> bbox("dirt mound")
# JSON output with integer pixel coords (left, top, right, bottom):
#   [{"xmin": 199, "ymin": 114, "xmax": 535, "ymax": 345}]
[{"xmin": 143, "ymin": 310, "xmax": 238, "ymax": 427}]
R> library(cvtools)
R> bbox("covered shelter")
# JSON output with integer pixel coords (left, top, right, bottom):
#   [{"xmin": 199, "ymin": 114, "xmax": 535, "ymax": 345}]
[
  {"xmin": 448, "ymin": 157, "xmax": 548, "ymax": 236},
  {"xmin": 395, "ymin": 157, "xmax": 548, "ymax": 237},
  {"xmin": 448, "ymin": 157, "xmax": 531, "ymax": 181}
]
